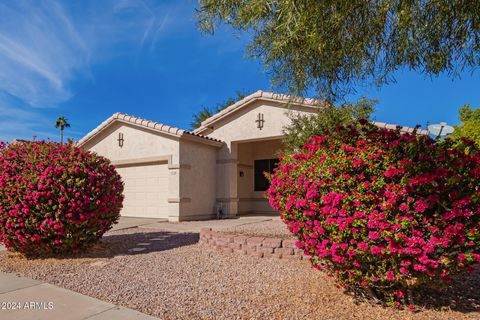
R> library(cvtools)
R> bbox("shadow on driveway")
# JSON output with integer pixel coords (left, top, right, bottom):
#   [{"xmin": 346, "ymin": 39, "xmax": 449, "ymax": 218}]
[
  {"xmin": 82, "ymin": 230, "xmax": 200, "ymax": 259},
  {"xmin": 2, "ymin": 230, "xmax": 200, "ymax": 260}
]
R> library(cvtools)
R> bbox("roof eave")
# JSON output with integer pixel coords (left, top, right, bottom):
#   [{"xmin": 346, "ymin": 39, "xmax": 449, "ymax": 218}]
[{"xmin": 181, "ymin": 132, "xmax": 224, "ymax": 147}]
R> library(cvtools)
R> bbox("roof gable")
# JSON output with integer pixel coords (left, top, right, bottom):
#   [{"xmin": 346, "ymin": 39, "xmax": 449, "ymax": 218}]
[
  {"xmin": 193, "ymin": 90, "xmax": 328, "ymax": 134},
  {"xmin": 78, "ymin": 113, "xmax": 223, "ymax": 147}
]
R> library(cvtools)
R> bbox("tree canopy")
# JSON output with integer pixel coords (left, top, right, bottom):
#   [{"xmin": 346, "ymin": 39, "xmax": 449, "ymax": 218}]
[
  {"xmin": 197, "ymin": 1, "xmax": 480, "ymax": 100},
  {"xmin": 191, "ymin": 90, "xmax": 248, "ymax": 129},
  {"xmin": 282, "ymin": 97, "xmax": 377, "ymax": 154},
  {"xmin": 450, "ymin": 104, "xmax": 480, "ymax": 149}
]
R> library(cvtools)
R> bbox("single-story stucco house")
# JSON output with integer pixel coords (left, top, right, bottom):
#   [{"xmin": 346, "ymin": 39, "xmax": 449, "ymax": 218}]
[{"xmin": 78, "ymin": 91, "xmax": 428, "ymax": 221}]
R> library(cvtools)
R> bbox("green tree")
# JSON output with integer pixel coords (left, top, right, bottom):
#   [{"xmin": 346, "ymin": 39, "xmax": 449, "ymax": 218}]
[
  {"xmin": 450, "ymin": 104, "xmax": 480, "ymax": 149},
  {"xmin": 54, "ymin": 116, "xmax": 71, "ymax": 145},
  {"xmin": 197, "ymin": 1, "xmax": 480, "ymax": 100},
  {"xmin": 191, "ymin": 107, "xmax": 214, "ymax": 130},
  {"xmin": 282, "ymin": 97, "xmax": 377, "ymax": 154},
  {"xmin": 191, "ymin": 90, "xmax": 248, "ymax": 129}
]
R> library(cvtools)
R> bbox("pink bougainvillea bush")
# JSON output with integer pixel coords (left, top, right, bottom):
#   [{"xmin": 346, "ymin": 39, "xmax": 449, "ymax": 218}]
[
  {"xmin": 0, "ymin": 141, "xmax": 124, "ymax": 257},
  {"xmin": 267, "ymin": 122, "xmax": 480, "ymax": 307}
]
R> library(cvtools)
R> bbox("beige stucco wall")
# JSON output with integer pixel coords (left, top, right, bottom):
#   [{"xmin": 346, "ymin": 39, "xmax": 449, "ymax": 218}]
[
  {"xmin": 84, "ymin": 122, "xmax": 180, "ymax": 163},
  {"xmin": 178, "ymin": 139, "xmax": 218, "ymax": 220},
  {"xmin": 201, "ymin": 100, "xmax": 318, "ymax": 144},
  {"xmin": 203, "ymin": 100, "xmax": 318, "ymax": 216},
  {"xmin": 214, "ymin": 143, "xmax": 238, "ymax": 216},
  {"xmin": 82, "ymin": 121, "xmax": 182, "ymax": 221},
  {"xmin": 237, "ymin": 139, "xmax": 282, "ymax": 214}
]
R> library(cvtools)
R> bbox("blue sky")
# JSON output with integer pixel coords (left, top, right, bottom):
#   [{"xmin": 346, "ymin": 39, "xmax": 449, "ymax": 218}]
[{"xmin": 0, "ymin": 0, "xmax": 478, "ymax": 142}]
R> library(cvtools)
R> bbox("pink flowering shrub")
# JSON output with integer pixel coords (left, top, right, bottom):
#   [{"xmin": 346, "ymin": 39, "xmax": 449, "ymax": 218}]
[
  {"xmin": 0, "ymin": 141, "xmax": 124, "ymax": 256},
  {"xmin": 267, "ymin": 122, "xmax": 480, "ymax": 306}
]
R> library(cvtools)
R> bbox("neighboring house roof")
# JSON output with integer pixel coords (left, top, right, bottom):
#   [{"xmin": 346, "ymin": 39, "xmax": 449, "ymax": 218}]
[
  {"xmin": 11, "ymin": 139, "xmax": 30, "ymax": 144},
  {"xmin": 373, "ymin": 121, "xmax": 429, "ymax": 135},
  {"xmin": 77, "ymin": 112, "xmax": 223, "ymax": 148},
  {"xmin": 194, "ymin": 90, "xmax": 429, "ymax": 136}
]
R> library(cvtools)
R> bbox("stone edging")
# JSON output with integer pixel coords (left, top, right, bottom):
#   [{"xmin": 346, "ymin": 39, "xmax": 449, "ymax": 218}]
[{"xmin": 199, "ymin": 228, "xmax": 305, "ymax": 260}]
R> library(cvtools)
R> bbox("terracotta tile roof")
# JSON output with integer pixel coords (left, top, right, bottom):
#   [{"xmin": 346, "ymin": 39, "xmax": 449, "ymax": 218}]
[
  {"xmin": 78, "ymin": 92, "xmax": 429, "ymax": 148},
  {"xmin": 77, "ymin": 112, "xmax": 223, "ymax": 147},
  {"xmin": 194, "ymin": 90, "xmax": 429, "ymax": 136}
]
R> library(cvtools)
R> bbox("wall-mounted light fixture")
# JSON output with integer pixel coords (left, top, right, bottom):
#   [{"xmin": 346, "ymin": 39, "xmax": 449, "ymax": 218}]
[
  {"xmin": 255, "ymin": 113, "xmax": 265, "ymax": 130},
  {"xmin": 118, "ymin": 132, "xmax": 124, "ymax": 147}
]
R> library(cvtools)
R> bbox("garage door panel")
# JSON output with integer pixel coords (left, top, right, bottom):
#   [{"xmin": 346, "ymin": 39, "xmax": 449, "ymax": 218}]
[
  {"xmin": 116, "ymin": 163, "xmax": 169, "ymax": 219},
  {"xmin": 146, "ymin": 193, "xmax": 156, "ymax": 201},
  {"xmin": 135, "ymin": 193, "xmax": 146, "ymax": 201}
]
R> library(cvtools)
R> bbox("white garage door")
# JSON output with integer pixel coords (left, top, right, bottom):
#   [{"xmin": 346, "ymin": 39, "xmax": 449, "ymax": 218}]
[{"xmin": 116, "ymin": 163, "xmax": 169, "ymax": 219}]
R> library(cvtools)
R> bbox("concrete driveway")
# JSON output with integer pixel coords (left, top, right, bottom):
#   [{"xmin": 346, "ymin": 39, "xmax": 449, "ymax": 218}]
[
  {"xmin": 109, "ymin": 217, "xmax": 167, "ymax": 232},
  {"xmin": 116, "ymin": 215, "xmax": 278, "ymax": 233}
]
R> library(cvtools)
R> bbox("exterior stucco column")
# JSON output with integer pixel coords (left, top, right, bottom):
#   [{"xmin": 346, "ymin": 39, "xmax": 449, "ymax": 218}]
[
  {"xmin": 216, "ymin": 142, "xmax": 238, "ymax": 217},
  {"xmin": 167, "ymin": 153, "xmax": 181, "ymax": 222}
]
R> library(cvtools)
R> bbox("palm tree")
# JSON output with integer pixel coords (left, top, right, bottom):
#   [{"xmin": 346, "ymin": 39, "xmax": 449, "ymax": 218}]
[{"xmin": 54, "ymin": 116, "xmax": 71, "ymax": 145}]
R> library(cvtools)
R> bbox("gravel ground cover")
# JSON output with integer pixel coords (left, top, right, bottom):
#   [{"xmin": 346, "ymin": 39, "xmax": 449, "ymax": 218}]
[
  {"xmin": 0, "ymin": 227, "xmax": 479, "ymax": 320},
  {"xmin": 219, "ymin": 217, "xmax": 294, "ymax": 239}
]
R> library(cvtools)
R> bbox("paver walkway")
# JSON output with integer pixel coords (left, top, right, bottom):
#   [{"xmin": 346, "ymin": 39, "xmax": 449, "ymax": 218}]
[{"xmin": 0, "ymin": 271, "xmax": 158, "ymax": 320}]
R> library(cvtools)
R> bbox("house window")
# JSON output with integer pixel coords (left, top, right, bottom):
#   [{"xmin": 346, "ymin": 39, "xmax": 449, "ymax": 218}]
[{"xmin": 254, "ymin": 158, "xmax": 279, "ymax": 191}]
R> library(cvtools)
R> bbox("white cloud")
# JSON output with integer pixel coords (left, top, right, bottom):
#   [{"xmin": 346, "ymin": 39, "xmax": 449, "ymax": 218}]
[
  {"xmin": 0, "ymin": 0, "xmax": 182, "ymax": 141},
  {"xmin": 0, "ymin": 3, "xmax": 82, "ymax": 107},
  {"xmin": 0, "ymin": 93, "xmax": 53, "ymax": 141}
]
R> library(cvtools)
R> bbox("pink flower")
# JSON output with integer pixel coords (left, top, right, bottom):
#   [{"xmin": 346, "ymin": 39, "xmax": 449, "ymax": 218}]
[
  {"xmin": 400, "ymin": 260, "xmax": 412, "ymax": 267},
  {"xmin": 395, "ymin": 290, "xmax": 405, "ymax": 299},
  {"xmin": 295, "ymin": 240, "xmax": 303, "ymax": 249},
  {"xmin": 386, "ymin": 271, "xmax": 395, "ymax": 281},
  {"xmin": 370, "ymin": 245, "xmax": 384, "ymax": 255},
  {"xmin": 385, "ymin": 166, "xmax": 404, "ymax": 178},
  {"xmin": 306, "ymin": 188, "xmax": 319, "ymax": 200},
  {"xmin": 357, "ymin": 242, "xmax": 368, "ymax": 251},
  {"xmin": 414, "ymin": 200, "xmax": 429, "ymax": 213},
  {"xmin": 413, "ymin": 264, "xmax": 427, "ymax": 272},
  {"xmin": 295, "ymin": 199, "xmax": 307, "ymax": 209},
  {"xmin": 368, "ymin": 231, "xmax": 380, "ymax": 241},
  {"xmin": 347, "ymin": 249, "xmax": 357, "ymax": 257},
  {"xmin": 399, "ymin": 267, "xmax": 410, "ymax": 275}
]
